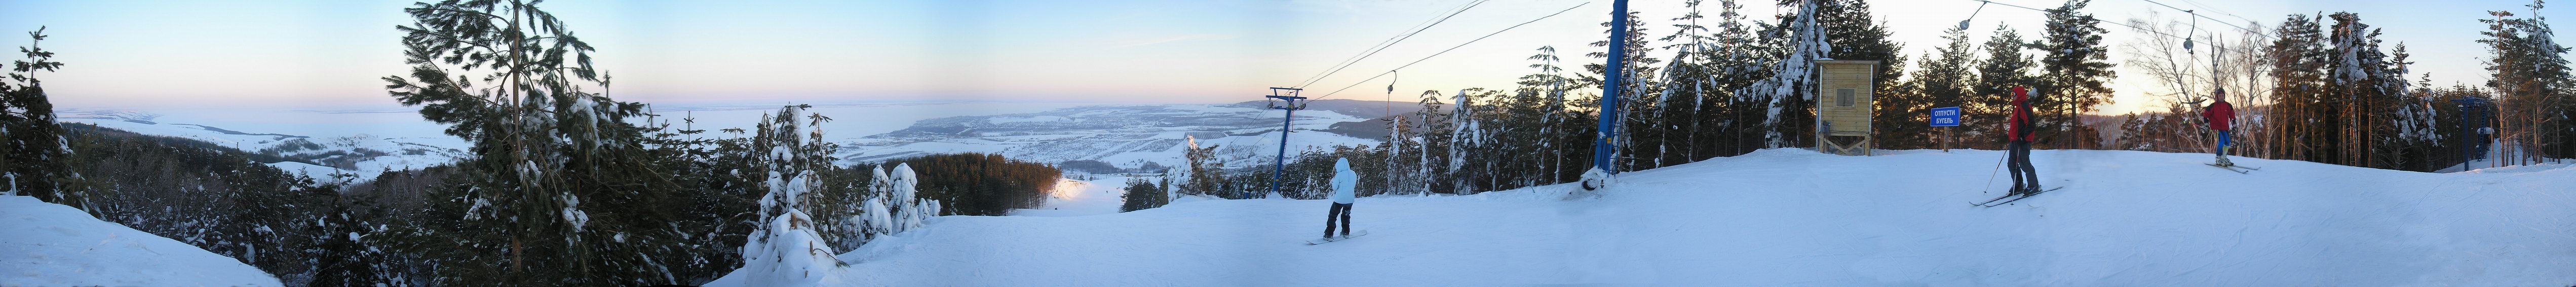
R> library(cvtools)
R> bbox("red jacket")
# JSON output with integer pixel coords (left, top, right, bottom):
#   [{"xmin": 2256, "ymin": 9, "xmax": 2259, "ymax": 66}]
[
  {"xmin": 2007, "ymin": 87, "xmax": 2032, "ymax": 142},
  {"xmin": 2204, "ymin": 100, "xmax": 2234, "ymax": 130}
]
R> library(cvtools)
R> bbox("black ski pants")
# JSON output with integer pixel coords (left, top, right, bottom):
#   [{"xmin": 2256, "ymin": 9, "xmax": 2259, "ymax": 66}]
[
  {"xmin": 2007, "ymin": 140, "xmax": 2038, "ymax": 193},
  {"xmin": 1323, "ymin": 202, "xmax": 1352, "ymax": 237}
]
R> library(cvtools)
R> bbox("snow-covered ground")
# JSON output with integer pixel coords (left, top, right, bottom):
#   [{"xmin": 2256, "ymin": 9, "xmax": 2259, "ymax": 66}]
[
  {"xmin": 1008, "ymin": 175, "xmax": 1162, "ymax": 217},
  {"xmin": 749, "ymin": 148, "xmax": 2574, "ymax": 286},
  {"xmin": 0, "ymin": 196, "xmax": 282, "ymax": 286}
]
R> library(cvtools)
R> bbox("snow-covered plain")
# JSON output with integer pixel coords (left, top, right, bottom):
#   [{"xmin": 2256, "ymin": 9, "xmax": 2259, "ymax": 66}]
[
  {"xmin": 754, "ymin": 148, "xmax": 2575, "ymax": 286},
  {"xmin": 837, "ymin": 103, "xmax": 1385, "ymax": 173},
  {"xmin": 57, "ymin": 108, "xmax": 471, "ymax": 177},
  {"xmin": 0, "ymin": 196, "xmax": 282, "ymax": 286},
  {"xmin": 52, "ymin": 101, "xmax": 1344, "ymax": 176}
]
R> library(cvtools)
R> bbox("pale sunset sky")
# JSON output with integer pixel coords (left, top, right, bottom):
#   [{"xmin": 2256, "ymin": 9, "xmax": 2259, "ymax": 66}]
[{"xmin": 0, "ymin": 0, "xmax": 2559, "ymax": 115}]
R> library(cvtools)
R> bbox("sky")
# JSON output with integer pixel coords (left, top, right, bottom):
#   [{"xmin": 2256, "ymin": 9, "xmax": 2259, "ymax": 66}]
[{"xmin": 0, "ymin": 0, "xmax": 2560, "ymax": 115}]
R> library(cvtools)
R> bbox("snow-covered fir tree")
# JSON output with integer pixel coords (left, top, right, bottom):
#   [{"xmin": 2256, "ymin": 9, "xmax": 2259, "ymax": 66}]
[
  {"xmin": 1, "ymin": 26, "xmax": 80, "ymax": 209},
  {"xmin": 860, "ymin": 163, "xmax": 938, "ymax": 241},
  {"xmin": 1741, "ymin": 0, "xmax": 1829, "ymax": 148},
  {"xmin": 735, "ymin": 104, "xmax": 852, "ymax": 285},
  {"xmin": 2478, "ymin": 1, "xmax": 2576, "ymax": 165}
]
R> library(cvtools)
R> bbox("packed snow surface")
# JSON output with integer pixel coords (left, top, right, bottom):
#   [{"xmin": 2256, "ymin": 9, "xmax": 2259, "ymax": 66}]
[
  {"xmin": 748, "ymin": 149, "xmax": 2575, "ymax": 286},
  {"xmin": 0, "ymin": 196, "xmax": 282, "ymax": 286}
]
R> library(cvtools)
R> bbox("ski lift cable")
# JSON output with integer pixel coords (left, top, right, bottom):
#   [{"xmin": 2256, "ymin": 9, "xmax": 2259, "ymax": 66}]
[
  {"xmin": 1313, "ymin": 2, "xmax": 1591, "ymax": 100},
  {"xmin": 1293, "ymin": 0, "xmax": 1492, "ymax": 90},
  {"xmin": 1957, "ymin": 1, "xmax": 1990, "ymax": 31},
  {"xmin": 2140, "ymin": 0, "xmax": 2271, "ymax": 40},
  {"xmin": 2175, "ymin": 0, "xmax": 2261, "ymax": 24},
  {"xmin": 1956, "ymin": 0, "xmax": 2259, "ymax": 56},
  {"xmin": 1292, "ymin": 0, "xmax": 1483, "ymax": 89}
]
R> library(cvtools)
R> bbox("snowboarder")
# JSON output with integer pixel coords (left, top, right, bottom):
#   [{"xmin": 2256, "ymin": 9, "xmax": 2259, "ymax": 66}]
[
  {"xmin": 2004, "ymin": 87, "xmax": 2041, "ymax": 195},
  {"xmin": 2203, "ymin": 88, "xmax": 2237, "ymax": 166},
  {"xmin": 1322, "ymin": 158, "xmax": 1358, "ymax": 239}
]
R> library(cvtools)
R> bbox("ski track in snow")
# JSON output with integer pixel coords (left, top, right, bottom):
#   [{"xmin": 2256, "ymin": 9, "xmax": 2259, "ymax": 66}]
[
  {"xmin": 1007, "ymin": 177, "xmax": 1128, "ymax": 217},
  {"xmin": 750, "ymin": 149, "xmax": 2576, "ymax": 286}
]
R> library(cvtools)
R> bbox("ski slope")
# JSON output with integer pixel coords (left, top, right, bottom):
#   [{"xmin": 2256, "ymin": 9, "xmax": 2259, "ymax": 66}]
[
  {"xmin": 0, "ymin": 196, "xmax": 282, "ymax": 286},
  {"xmin": 1006, "ymin": 177, "xmax": 1132, "ymax": 217},
  {"xmin": 724, "ymin": 149, "xmax": 2576, "ymax": 286}
]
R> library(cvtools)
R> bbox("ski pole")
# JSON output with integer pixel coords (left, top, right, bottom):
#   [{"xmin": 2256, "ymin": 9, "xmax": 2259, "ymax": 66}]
[{"xmin": 1981, "ymin": 149, "xmax": 2007, "ymax": 194}]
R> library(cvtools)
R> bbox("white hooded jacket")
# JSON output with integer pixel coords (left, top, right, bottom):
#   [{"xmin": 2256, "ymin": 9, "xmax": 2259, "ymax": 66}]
[{"xmin": 1329, "ymin": 158, "xmax": 1357, "ymax": 204}]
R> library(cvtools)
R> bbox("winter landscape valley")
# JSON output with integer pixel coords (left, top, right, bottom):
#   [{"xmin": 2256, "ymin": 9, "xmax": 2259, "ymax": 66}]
[
  {"xmin": 12, "ymin": 99, "xmax": 2575, "ymax": 286},
  {"xmin": 9, "ymin": 0, "xmax": 2576, "ymax": 286}
]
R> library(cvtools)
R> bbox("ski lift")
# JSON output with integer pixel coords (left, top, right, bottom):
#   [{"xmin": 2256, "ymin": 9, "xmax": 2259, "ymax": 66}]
[
  {"xmin": 1266, "ymin": 87, "xmax": 1306, "ymax": 110},
  {"xmin": 2183, "ymin": 10, "xmax": 2199, "ymax": 54},
  {"xmin": 1958, "ymin": 1, "xmax": 1990, "ymax": 31},
  {"xmin": 1382, "ymin": 70, "xmax": 1399, "ymax": 122}
]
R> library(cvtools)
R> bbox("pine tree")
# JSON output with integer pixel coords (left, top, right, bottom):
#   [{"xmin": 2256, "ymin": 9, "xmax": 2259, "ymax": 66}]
[
  {"xmin": 2, "ymin": 26, "xmax": 80, "ymax": 209},
  {"xmin": 1972, "ymin": 26, "xmax": 2039, "ymax": 150},
  {"xmin": 1588, "ymin": 9, "xmax": 1660, "ymax": 172},
  {"xmin": 2327, "ymin": 12, "xmax": 2412, "ymax": 168},
  {"xmin": 1411, "ymin": 90, "xmax": 1454, "ymax": 194},
  {"xmin": 1743, "ymin": 0, "xmax": 1830, "ymax": 148},
  {"xmin": 2269, "ymin": 14, "xmax": 2331, "ymax": 163},
  {"xmin": 381, "ymin": 1, "xmax": 696, "ymax": 283},
  {"xmin": 1652, "ymin": 0, "xmax": 1713, "ymax": 167},
  {"xmin": 1705, "ymin": 0, "xmax": 1768, "ymax": 156},
  {"xmin": 1914, "ymin": 26, "xmax": 1981, "ymax": 150},
  {"xmin": 2479, "ymin": 1, "xmax": 2575, "ymax": 165},
  {"xmin": 1178, "ymin": 135, "xmax": 1225, "ymax": 197},
  {"xmin": 1119, "ymin": 176, "xmax": 1166, "ymax": 212},
  {"xmin": 2034, "ymin": 0, "xmax": 2117, "ymax": 149}
]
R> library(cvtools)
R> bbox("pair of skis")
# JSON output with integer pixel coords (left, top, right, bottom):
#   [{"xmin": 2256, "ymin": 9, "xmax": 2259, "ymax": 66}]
[
  {"xmin": 2207, "ymin": 163, "xmax": 2261, "ymax": 174},
  {"xmin": 1974, "ymin": 186, "xmax": 2065, "ymax": 207}
]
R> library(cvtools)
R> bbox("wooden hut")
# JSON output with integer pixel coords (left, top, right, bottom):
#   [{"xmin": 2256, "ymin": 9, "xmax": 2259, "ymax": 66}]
[{"xmin": 1815, "ymin": 60, "xmax": 1877, "ymax": 156}]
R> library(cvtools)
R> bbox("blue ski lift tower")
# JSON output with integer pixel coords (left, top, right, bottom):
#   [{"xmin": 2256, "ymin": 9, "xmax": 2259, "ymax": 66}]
[
  {"xmin": 1265, "ymin": 87, "xmax": 1306, "ymax": 198},
  {"xmin": 1581, "ymin": 0, "xmax": 1631, "ymax": 191}
]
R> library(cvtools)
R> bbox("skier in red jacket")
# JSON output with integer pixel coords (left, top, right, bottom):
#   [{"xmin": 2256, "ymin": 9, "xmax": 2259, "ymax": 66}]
[
  {"xmin": 2204, "ymin": 88, "xmax": 2237, "ymax": 166},
  {"xmin": 2005, "ymin": 87, "xmax": 2040, "ymax": 195}
]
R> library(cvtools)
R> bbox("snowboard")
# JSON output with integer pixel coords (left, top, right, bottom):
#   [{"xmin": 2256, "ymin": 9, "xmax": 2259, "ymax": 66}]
[{"xmin": 1305, "ymin": 230, "xmax": 1369, "ymax": 245}]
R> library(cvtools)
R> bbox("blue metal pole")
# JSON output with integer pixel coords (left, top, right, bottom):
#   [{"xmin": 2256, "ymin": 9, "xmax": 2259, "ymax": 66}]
[
  {"xmin": 1592, "ymin": 0, "xmax": 1629, "ymax": 175},
  {"xmin": 1271, "ymin": 104, "xmax": 1294, "ymax": 197},
  {"xmin": 1265, "ymin": 90, "xmax": 1304, "ymax": 198}
]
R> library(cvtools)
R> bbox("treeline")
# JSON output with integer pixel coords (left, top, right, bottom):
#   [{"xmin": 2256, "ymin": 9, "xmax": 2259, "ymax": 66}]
[
  {"xmin": 4, "ymin": 3, "xmax": 1061, "ymax": 286},
  {"xmin": 354, "ymin": 1, "xmax": 1058, "ymax": 284},
  {"xmin": 1216, "ymin": 0, "xmax": 2567, "ymax": 204},
  {"xmin": 1151, "ymin": 0, "xmax": 2573, "ymax": 203},
  {"xmin": 857, "ymin": 153, "xmax": 1062, "ymax": 216},
  {"xmin": 2104, "ymin": 6, "xmax": 2573, "ymax": 172},
  {"xmin": 5, "ymin": 27, "xmax": 374, "ymax": 285},
  {"xmin": 1163, "ymin": 0, "xmax": 2119, "ymax": 197},
  {"xmin": 27, "ymin": 111, "xmax": 1054, "ymax": 286},
  {"xmin": 59, "ymin": 122, "xmax": 364, "ymax": 284}
]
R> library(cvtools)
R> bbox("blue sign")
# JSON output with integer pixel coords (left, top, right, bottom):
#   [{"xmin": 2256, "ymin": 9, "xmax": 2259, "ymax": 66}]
[{"xmin": 1929, "ymin": 106, "xmax": 1962, "ymax": 127}]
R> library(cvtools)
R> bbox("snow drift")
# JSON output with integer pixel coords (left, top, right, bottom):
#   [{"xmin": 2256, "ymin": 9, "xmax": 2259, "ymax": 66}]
[
  {"xmin": 720, "ymin": 148, "xmax": 2576, "ymax": 285},
  {"xmin": 0, "ymin": 196, "xmax": 282, "ymax": 286}
]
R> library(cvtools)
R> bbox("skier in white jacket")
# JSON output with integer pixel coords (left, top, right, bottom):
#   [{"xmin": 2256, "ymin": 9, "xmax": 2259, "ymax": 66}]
[{"xmin": 1323, "ymin": 158, "xmax": 1358, "ymax": 239}]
